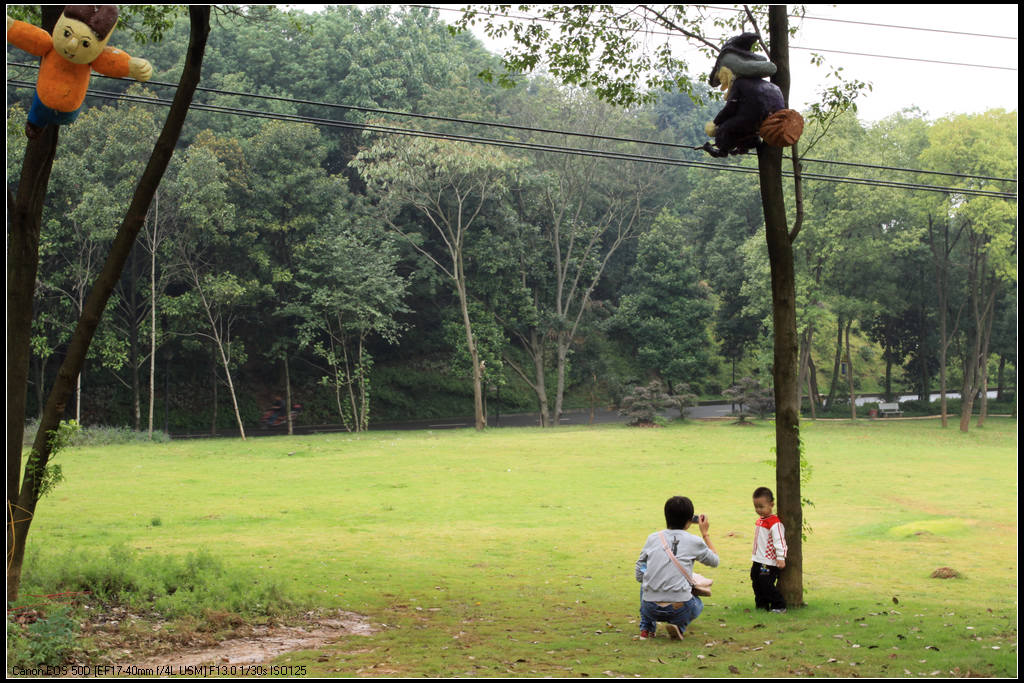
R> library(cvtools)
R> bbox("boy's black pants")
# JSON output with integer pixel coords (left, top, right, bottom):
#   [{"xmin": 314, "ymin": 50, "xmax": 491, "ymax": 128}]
[{"xmin": 750, "ymin": 562, "xmax": 786, "ymax": 610}]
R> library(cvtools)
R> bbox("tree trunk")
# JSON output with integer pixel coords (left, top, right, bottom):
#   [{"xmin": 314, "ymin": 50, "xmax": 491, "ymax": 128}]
[
  {"xmin": 884, "ymin": 357, "xmax": 893, "ymax": 401},
  {"xmin": 7, "ymin": 7, "xmax": 210, "ymax": 602},
  {"xmin": 284, "ymin": 353, "xmax": 293, "ymax": 436},
  {"xmin": 995, "ymin": 355, "xmax": 1005, "ymax": 401},
  {"xmin": 807, "ymin": 353, "xmax": 819, "ymax": 419},
  {"xmin": 846, "ymin": 319, "xmax": 856, "ymax": 420},
  {"xmin": 7, "ymin": 11, "xmax": 64, "ymax": 542},
  {"xmin": 826, "ymin": 315, "xmax": 844, "ymax": 410},
  {"xmin": 554, "ymin": 339, "xmax": 569, "ymax": 426},
  {"xmin": 211, "ymin": 357, "xmax": 219, "ymax": 435},
  {"xmin": 531, "ymin": 330, "xmax": 550, "ymax": 427},
  {"xmin": 456, "ymin": 277, "xmax": 486, "ymax": 430},
  {"xmin": 148, "ymin": 196, "xmax": 159, "ymax": 439},
  {"xmin": 763, "ymin": 6, "xmax": 803, "ymax": 608}
]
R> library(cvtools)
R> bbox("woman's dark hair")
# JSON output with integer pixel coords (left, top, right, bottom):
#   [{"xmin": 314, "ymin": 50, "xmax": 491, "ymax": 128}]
[
  {"xmin": 664, "ymin": 496, "xmax": 695, "ymax": 529},
  {"xmin": 753, "ymin": 486, "xmax": 774, "ymax": 502}
]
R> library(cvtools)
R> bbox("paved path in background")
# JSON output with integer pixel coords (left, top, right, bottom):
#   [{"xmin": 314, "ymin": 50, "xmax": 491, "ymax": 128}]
[{"xmin": 369, "ymin": 402, "xmax": 735, "ymax": 431}]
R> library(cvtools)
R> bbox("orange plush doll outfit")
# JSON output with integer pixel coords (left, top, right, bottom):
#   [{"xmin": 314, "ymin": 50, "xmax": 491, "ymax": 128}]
[{"xmin": 6, "ymin": 5, "xmax": 152, "ymax": 138}]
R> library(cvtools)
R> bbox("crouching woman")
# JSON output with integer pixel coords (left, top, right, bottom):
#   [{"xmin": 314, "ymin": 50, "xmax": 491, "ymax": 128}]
[{"xmin": 635, "ymin": 496, "xmax": 719, "ymax": 640}]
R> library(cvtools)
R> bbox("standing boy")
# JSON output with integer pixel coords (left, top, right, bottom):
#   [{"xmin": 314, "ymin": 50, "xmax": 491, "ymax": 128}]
[{"xmin": 750, "ymin": 486, "xmax": 787, "ymax": 613}]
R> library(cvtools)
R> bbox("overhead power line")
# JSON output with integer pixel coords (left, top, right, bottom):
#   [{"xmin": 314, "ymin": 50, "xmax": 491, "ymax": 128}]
[
  {"xmin": 8, "ymin": 62, "xmax": 1017, "ymax": 186},
  {"xmin": 411, "ymin": 4, "xmax": 1018, "ymax": 71},
  {"xmin": 7, "ymin": 79, "xmax": 1016, "ymax": 201},
  {"xmin": 702, "ymin": 5, "xmax": 1018, "ymax": 41}
]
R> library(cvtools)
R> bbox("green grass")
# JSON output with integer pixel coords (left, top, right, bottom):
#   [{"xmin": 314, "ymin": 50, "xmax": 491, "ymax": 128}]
[{"xmin": 15, "ymin": 418, "xmax": 1017, "ymax": 677}]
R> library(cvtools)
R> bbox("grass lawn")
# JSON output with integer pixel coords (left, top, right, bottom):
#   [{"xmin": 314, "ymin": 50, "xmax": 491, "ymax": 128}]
[{"xmin": 18, "ymin": 417, "xmax": 1017, "ymax": 677}]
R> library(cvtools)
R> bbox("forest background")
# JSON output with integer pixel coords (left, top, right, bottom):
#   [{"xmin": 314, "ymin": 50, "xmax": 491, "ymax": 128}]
[{"xmin": 5, "ymin": 5, "xmax": 1018, "ymax": 437}]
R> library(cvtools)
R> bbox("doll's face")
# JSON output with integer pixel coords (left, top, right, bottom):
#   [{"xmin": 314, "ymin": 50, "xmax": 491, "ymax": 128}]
[{"xmin": 52, "ymin": 15, "xmax": 110, "ymax": 64}]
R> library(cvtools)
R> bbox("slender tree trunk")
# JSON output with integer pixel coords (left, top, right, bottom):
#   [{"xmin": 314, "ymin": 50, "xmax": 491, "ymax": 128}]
[
  {"xmin": 995, "ymin": 355, "xmax": 1005, "ymax": 401},
  {"xmin": 826, "ymin": 315, "xmax": 844, "ymax": 410},
  {"xmin": 763, "ymin": 6, "xmax": 803, "ymax": 608},
  {"xmin": 284, "ymin": 353, "xmax": 293, "ymax": 436},
  {"xmin": 533, "ymin": 331, "xmax": 551, "ymax": 427},
  {"xmin": 456, "ymin": 271, "xmax": 485, "ymax": 430},
  {"xmin": 211, "ymin": 356, "xmax": 219, "ymax": 435},
  {"xmin": 806, "ymin": 351, "xmax": 818, "ymax": 419},
  {"xmin": 883, "ymin": 357, "xmax": 893, "ymax": 401},
  {"xmin": 148, "ymin": 196, "xmax": 158, "ymax": 439},
  {"xmin": 553, "ymin": 340, "xmax": 569, "ymax": 426},
  {"xmin": 7, "ymin": 16, "xmax": 63, "ymax": 546},
  {"xmin": 7, "ymin": 7, "xmax": 210, "ymax": 602},
  {"xmin": 976, "ymin": 310, "xmax": 993, "ymax": 427},
  {"xmin": 213, "ymin": 334, "xmax": 246, "ymax": 440},
  {"xmin": 846, "ymin": 320, "xmax": 856, "ymax": 420}
]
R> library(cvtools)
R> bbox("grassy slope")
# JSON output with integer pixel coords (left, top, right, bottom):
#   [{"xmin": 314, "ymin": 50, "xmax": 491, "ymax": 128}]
[{"xmin": 23, "ymin": 418, "xmax": 1017, "ymax": 677}]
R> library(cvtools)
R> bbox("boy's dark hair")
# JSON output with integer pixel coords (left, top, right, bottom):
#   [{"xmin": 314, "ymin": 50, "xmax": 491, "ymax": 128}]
[
  {"xmin": 62, "ymin": 5, "xmax": 120, "ymax": 40},
  {"xmin": 664, "ymin": 496, "xmax": 695, "ymax": 529},
  {"xmin": 753, "ymin": 486, "xmax": 774, "ymax": 502}
]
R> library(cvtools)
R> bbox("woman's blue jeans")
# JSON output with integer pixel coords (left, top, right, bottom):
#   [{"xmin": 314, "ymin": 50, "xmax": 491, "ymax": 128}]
[{"xmin": 639, "ymin": 595, "xmax": 704, "ymax": 635}]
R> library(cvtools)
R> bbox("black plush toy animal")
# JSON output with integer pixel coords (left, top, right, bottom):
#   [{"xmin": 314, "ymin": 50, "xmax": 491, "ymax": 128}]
[{"xmin": 702, "ymin": 33, "xmax": 788, "ymax": 158}]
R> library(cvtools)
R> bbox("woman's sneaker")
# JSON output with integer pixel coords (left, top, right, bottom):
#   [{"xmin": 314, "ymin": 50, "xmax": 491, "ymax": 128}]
[
  {"xmin": 639, "ymin": 629, "xmax": 654, "ymax": 640},
  {"xmin": 664, "ymin": 624, "xmax": 684, "ymax": 640}
]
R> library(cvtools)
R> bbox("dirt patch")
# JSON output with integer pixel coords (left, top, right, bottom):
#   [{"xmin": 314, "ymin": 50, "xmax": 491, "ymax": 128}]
[
  {"xmin": 66, "ymin": 607, "xmax": 374, "ymax": 672},
  {"xmin": 133, "ymin": 610, "xmax": 374, "ymax": 668}
]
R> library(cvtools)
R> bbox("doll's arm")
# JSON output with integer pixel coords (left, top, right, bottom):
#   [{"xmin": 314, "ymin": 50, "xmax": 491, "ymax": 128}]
[
  {"xmin": 128, "ymin": 57, "xmax": 153, "ymax": 82},
  {"xmin": 7, "ymin": 17, "xmax": 54, "ymax": 57},
  {"xmin": 91, "ymin": 47, "xmax": 152, "ymax": 82}
]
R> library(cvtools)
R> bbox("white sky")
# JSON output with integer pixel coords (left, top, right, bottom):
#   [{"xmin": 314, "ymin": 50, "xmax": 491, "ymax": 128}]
[{"xmin": 290, "ymin": 4, "xmax": 1018, "ymax": 123}]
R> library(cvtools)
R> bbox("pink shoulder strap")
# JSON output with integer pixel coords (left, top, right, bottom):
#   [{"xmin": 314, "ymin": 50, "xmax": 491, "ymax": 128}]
[{"xmin": 658, "ymin": 531, "xmax": 698, "ymax": 584}]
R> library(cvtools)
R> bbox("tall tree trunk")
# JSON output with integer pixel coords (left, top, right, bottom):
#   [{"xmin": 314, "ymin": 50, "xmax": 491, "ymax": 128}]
[
  {"xmin": 456, "ymin": 276, "xmax": 485, "ymax": 430},
  {"xmin": 976, "ymin": 307, "xmax": 993, "ymax": 427},
  {"xmin": 846, "ymin": 319, "xmax": 856, "ymax": 420},
  {"xmin": 763, "ymin": 6, "xmax": 803, "ymax": 608},
  {"xmin": 958, "ymin": 237, "xmax": 997, "ymax": 433},
  {"xmin": 129, "ymin": 245, "xmax": 142, "ymax": 432},
  {"xmin": 7, "ymin": 7, "xmax": 210, "ymax": 602},
  {"xmin": 995, "ymin": 355, "xmax": 1005, "ymax": 401},
  {"xmin": 532, "ymin": 331, "xmax": 550, "ymax": 427},
  {"xmin": 284, "ymin": 353, "xmax": 293, "ymax": 436},
  {"xmin": 554, "ymin": 339, "xmax": 569, "ymax": 426},
  {"xmin": 211, "ymin": 357, "xmax": 219, "ymax": 435},
  {"xmin": 148, "ymin": 196, "xmax": 159, "ymax": 440},
  {"xmin": 807, "ymin": 351, "xmax": 818, "ymax": 419},
  {"xmin": 826, "ymin": 315, "xmax": 844, "ymax": 410},
  {"xmin": 7, "ymin": 12, "xmax": 63, "ymax": 535}
]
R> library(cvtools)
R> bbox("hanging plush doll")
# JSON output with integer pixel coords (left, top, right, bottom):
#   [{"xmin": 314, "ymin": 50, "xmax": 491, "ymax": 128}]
[
  {"xmin": 6, "ymin": 6, "xmax": 153, "ymax": 138},
  {"xmin": 701, "ymin": 33, "xmax": 803, "ymax": 158}
]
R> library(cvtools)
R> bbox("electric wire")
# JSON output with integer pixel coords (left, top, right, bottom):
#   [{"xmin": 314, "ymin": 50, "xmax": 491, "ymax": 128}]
[
  {"xmin": 412, "ymin": 4, "xmax": 1019, "ymax": 71},
  {"xmin": 7, "ymin": 79, "xmax": 1015, "ymax": 201},
  {"xmin": 701, "ymin": 5, "xmax": 1018, "ymax": 41},
  {"xmin": 8, "ymin": 61, "xmax": 1017, "ymax": 186}
]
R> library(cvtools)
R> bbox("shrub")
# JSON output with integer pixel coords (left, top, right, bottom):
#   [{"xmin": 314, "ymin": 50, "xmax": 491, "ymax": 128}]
[
  {"xmin": 670, "ymin": 383, "xmax": 699, "ymax": 420},
  {"xmin": 722, "ymin": 377, "xmax": 774, "ymax": 422},
  {"xmin": 6, "ymin": 606, "xmax": 77, "ymax": 669},
  {"xmin": 22, "ymin": 420, "xmax": 171, "ymax": 448},
  {"xmin": 618, "ymin": 380, "xmax": 676, "ymax": 425},
  {"xmin": 19, "ymin": 544, "xmax": 296, "ymax": 619}
]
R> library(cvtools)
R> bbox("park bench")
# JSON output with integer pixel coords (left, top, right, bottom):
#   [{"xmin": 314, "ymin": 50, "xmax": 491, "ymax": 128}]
[{"xmin": 878, "ymin": 401, "xmax": 903, "ymax": 417}]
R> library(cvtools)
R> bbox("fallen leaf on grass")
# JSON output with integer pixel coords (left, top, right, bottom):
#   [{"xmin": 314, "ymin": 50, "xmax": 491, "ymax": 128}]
[{"xmin": 728, "ymin": 666, "xmax": 740, "ymax": 674}]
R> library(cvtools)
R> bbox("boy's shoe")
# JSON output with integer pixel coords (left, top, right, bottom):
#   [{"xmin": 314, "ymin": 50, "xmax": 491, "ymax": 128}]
[
  {"xmin": 771, "ymin": 608, "xmax": 788, "ymax": 614},
  {"xmin": 639, "ymin": 629, "xmax": 654, "ymax": 640},
  {"xmin": 664, "ymin": 623, "xmax": 684, "ymax": 640}
]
